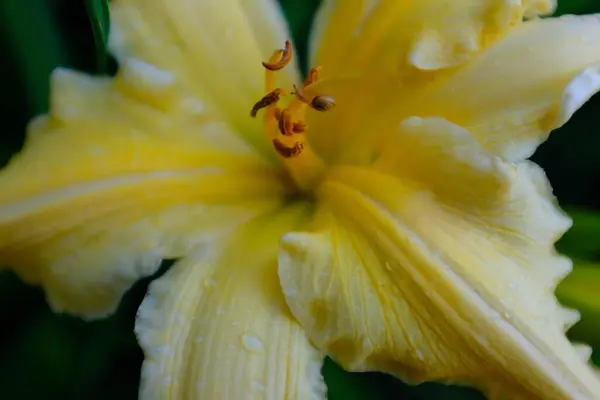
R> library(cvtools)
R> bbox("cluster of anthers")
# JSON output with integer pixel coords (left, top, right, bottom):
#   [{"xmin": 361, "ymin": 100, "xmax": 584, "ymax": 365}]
[{"xmin": 251, "ymin": 40, "xmax": 336, "ymax": 158}]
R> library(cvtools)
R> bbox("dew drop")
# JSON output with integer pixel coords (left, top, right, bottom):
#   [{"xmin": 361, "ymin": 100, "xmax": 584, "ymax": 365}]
[
  {"xmin": 203, "ymin": 277, "xmax": 216, "ymax": 289},
  {"xmin": 415, "ymin": 349, "xmax": 424, "ymax": 361},
  {"xmin": 251, "ymin": 380, "xmax": 265, "ymax": 392},
  {"xmin": 241, "ymin": 332, "xmax": 265, "ymax": 353}
]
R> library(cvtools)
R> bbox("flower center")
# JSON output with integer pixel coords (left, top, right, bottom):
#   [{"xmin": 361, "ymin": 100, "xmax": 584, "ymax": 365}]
[{"xmin": 250, "ymin": 40, "xmax": 335, "ymax": 191}]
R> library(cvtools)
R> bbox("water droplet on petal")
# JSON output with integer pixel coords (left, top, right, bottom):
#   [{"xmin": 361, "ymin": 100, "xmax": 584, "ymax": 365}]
[
  {"xmin": 415, "ymin": 349, "xmax": 424, "ymax": 361},
  {"xmin": 241, "ymin": 332, "xmax": 265, "ymax": 353},
  {"xmin": 203, "ymin": 278, "xmax": 216, "ymax": 289},
  {"xmin": 251, "ymin": 380, "xmax": 265, "ymax": 392}
]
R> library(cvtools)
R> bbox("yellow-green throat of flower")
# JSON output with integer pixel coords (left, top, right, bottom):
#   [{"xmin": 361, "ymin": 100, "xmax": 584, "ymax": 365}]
[{"xmin": 251, "ymin": 40, "xmax": 336, "ymax": 191}]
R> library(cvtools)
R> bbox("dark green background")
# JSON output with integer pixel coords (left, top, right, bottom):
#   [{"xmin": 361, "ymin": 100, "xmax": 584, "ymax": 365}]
[{"xmin": 1, "ymin": 1, "xmax": 600, "ymax": 399}]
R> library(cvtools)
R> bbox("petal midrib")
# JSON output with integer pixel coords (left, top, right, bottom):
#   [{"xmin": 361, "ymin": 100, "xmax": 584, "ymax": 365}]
[
  {"xmin": 0, "ymin": 167, "xmax": 286, "ymax": 221},
  {"xmin": 320, "ymin": 179, "xmax": 600, "ymax": 399}
]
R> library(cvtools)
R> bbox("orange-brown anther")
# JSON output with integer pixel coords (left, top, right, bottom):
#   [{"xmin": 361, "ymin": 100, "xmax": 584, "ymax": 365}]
[
  {"xmin": 251, "ymin": 88, "xmax": 286, "ymax": 117},
  {"xmin": 293, "ymin": 85, "xmax": 336, "ymax": 112},
  {"xmin": 292, "ymin": 121, "xmax": 307, "ymax": 134},
  {"xmin": 303, "ymin": 66, "xmax": 322, "ymax": 87},
  {"xmin": 253, "ymin": 40, "xmax": 334, "ymax": 168},
  {"xmin": 278, "ymin": 109, "xmax": 294, "ymax": 136},
  {"xmin": 311, "ymin": 95, "xmax": 336, "ymax": 112},
  {"xmin": 262, "ymin": 40, "xmax": 293, "ymax": 71},
  {"xmin": 272, "ymin": 139, "xmax": 304, "ymax": 158}
]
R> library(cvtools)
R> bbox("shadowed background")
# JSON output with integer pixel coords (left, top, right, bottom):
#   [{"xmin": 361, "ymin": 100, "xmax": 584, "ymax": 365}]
[{"xmin": 1, "ymin": 1, "xmax": 600, "ymax": 399}]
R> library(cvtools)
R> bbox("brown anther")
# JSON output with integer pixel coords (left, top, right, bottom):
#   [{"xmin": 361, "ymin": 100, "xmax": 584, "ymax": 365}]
[
  {"xmin": 262, "ymin": 40, "xmax": 293, "ymax": 71},
  {"xmin": 272, "ymin": 139, "xmax": 304, "ymax": 158},
  {"xmin": 292, "ymin": 121, "xmax": 307, "ymax": 133},
  {"xmin": 274, "ymin": 107, "xmax": 283, "ymax": 121},
  {"xmin": 278, "ymin": 109, "xmax": 294, "ymax": 136},
  {"xmin": 251, "ymin": 88, "xmax": 286, "ymax": 117},
  {"xmin": 310, "ymin": 95, "xmax": 336, "ymax": 112},
  {"xmin": 293, "ymin": 85, "xmax": 336, "ymax": 112},
  {"xmin": 303, "ymin": 66, "xmax": 322, "ymax": 87}
]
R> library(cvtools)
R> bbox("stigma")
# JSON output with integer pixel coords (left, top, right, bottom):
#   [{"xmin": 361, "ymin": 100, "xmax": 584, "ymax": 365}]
[{"xmin": 250, "ymin": 40, "xmax": 335, "ymax": 159}]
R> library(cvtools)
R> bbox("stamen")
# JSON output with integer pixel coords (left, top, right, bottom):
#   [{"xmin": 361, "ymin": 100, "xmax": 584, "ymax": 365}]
[
  {"xmin": 251, "ymin": 40, "xmax": 335, "ymax": 188},
  {"xmin": 303, "ymin": 66, "xmax": 322, "ymax": 87},
  {"xmin": 272, "ymin": 139, "xmax": 304, "ymax": 158},
  {"xmin": 262, "ymin": 40, "xmax": 293, "ymax": 71},
  {"xmin": 251, "ymin": 88, "xmax": 286, "ymax": 117},
  {"xmin": 278, "ymin": 109, "xmax": 294, "ymax": 136},
  {"xmin": 292, "ymin": 121, "xmax": 307, "ymax": 133},
  {"xmin": 293, "ymin": 85, "xmax": 336, "ymax": 112},
  {"xmin": 310, "ymin": 95, "xmax": 336, "ymax": 112}
]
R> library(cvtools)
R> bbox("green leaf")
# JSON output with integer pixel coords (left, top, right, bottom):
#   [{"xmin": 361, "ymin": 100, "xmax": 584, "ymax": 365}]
[
  {"xmin": 0, "ymin": 0, "xmax": 68, "ymax": 116},
  {"xmin": 84, "ymin": 0, "xmax": 111, "ymax": 73},
  {"xmin": 555, "ymin": 0, "xmax": 600, "ymax": 16},
  {"xmin": 556, "ymin": 263, "xmax": 600, "ymax": 350},
  {"xmin": 556, "ymin": 208, "xmax": 600, "ymax": 261},
  {"xmin": 278, "ymin": 0, "xmax": 321, "ymax": 74}
]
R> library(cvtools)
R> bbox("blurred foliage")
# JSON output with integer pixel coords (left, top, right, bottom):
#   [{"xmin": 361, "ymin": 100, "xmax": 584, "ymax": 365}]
[
  {"xmin": 557, "ymin": 263, "xmax": 600, "ymax": 350},
  {"xmin": 1, "ymin": 0, "xmax": 600, "ymax": 399}
]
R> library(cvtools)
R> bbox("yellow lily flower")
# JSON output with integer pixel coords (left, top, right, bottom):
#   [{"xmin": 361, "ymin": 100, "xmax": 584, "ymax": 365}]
[{"xmin": 2, "ymin": 0, "xmax": 600, "ymax": 398}]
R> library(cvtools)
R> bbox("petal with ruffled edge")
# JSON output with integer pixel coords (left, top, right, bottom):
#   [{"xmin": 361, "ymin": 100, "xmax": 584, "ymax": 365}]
[
  {"xmin": 0, "ymin": 66, "xmax": 289, "ymax": 318},
  {"xmin": 136, "ymin": 204, "xmax": 325, "ymax": 399},
  {"xmin": 309, "ymin": 0, "xmax": 555, "ymax": 77},
  {"xmin": 307, "ymin": 14, "xmax": 600, "ymax": 167},
  {"xmin": 109, "ymin": 0, "xmax": 299, "ymax": 153},
  {"xmin": 417, "ymin": 14, "xmax": 600, "ymax": 161},
  {"xmin": 279, "ymin": 117, "xmax": 600, "ymax": 399}
]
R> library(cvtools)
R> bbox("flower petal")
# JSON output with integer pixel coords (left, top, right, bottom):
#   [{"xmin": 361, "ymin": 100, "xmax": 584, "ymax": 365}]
[
  {"xmin": 418, "ymin": 14, "xmax": 600, "ymax": 161},
  {"xmin": 0, "ymin": 69, "xmax": 288, "ymax": 318},
  {"xmin": 310, "ymin": 15, "xmax": 600, "ymax": 166},
  {"xmin": 309, "ymin": 0, "xmax": 555, "ymax": 77},
  {"xmin": 109, "ymin": 0, "xmax": 299, "ymax": 149},
  {"xmin": 279, "ymin": 117, "xmax": 600, "ymax": 398},
  {"xmin": 136, "ymin": 205, "xmax": 325, "ymax": 399}
]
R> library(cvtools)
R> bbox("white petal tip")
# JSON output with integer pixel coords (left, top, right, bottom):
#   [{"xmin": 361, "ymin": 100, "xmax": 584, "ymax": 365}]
[{"xmin": 550, "ymin": 63, "xmax": 600, "ymax": 129}]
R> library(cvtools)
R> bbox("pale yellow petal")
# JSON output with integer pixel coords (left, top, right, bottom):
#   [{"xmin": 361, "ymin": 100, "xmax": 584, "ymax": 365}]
[
  {"xmin": 109, "ymin": 0, "xmax": 299, "ymax": 151},
  {"xmin": 137, "ymin": 205, "xmax": 324, "ymax": 400},
  {"xmin": 523, "ymin": 0, "xmax": 556, "ymax": 18},
  {"xmin": 310, "ymin": 15, "xmax": 600, "ymax": 166},
  {"xmin": 279, "ymin": 117, "xmax": 600, "ymax": 398},
  {"xmin": 417, "ymin": 14, "xmax": 600, "ymax": 161},
  {"xmin": 0, "ymin": 69, "xmax": 288, "ymax": 318},
  {"xmin": 309, "ymin": 0, "xmax": 555, "ymax": 77}
]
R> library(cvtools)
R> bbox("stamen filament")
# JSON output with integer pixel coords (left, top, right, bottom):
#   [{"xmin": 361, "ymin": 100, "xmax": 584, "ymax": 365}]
[{"xmin": 252, "ymin": 40, "xmax": 337, "ymax": 190}]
